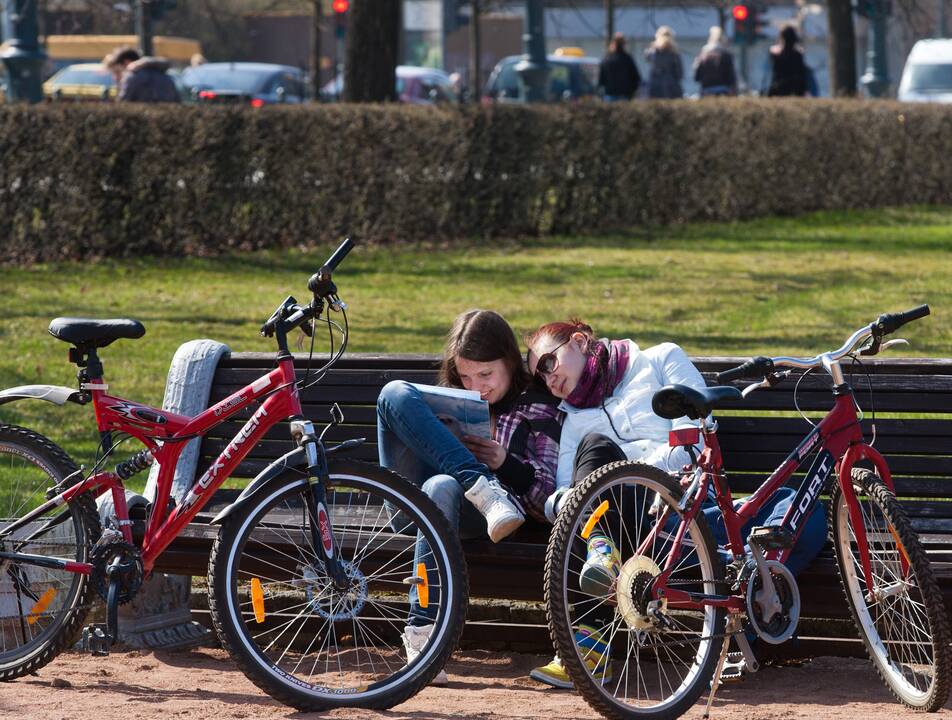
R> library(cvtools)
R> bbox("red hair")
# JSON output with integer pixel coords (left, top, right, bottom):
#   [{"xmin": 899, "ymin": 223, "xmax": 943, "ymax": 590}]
[{"xmin": 524, "ymin": 318, "xmax": 597, "ymax": 356}]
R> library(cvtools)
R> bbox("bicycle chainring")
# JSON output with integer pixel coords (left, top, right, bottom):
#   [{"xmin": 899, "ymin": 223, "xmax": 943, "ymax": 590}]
[
  {"xmin": 746, "ymin": 559, "xmax": 800, "ymax": 644},
  {"xmin": 90, "ymin": 541, "xmax": 144, "ymax": 604}
]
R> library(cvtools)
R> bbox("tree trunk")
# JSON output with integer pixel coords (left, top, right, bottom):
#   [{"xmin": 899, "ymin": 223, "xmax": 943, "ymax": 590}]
[
  {"xmin": 827, "ymin": 0, "xmax": 858, "ymax": 96},
  {"xmin": 344, "ymin": 0, "xmax": 400, "ymax": 102}
]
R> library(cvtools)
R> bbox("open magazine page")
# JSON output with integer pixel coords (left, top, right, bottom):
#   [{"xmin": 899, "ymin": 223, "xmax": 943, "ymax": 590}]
[{"xmin": 410, "ymin": 383, "xmax": 491, "ymax": 440}]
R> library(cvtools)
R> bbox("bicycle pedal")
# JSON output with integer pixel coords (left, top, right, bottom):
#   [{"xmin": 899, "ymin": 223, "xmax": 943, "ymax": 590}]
[
  {"xmin": 80, "ymin": 624, "xmax": 112, "ymax": 656},
  {"xmin": 748, "ymin": 525, "xmax": 793, "ymax": 550}
]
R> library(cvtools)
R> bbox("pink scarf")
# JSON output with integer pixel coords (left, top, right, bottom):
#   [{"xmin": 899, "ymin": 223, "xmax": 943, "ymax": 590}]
[{"xmin": 566, "ymin": 340, "xmax": 630, "ymax": 409}]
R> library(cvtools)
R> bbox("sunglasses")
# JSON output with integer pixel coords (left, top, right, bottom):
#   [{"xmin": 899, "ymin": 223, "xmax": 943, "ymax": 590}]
[{"xmin": 530, "ymin": 338, "xmax": 571, "ymax": 378}]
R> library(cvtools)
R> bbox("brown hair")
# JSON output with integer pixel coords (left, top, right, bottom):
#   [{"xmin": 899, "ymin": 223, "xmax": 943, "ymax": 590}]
[
  {"xmin": 609, "ymin": 33, "xmax": 627, "ymax": 53},
  {"xmin": 438, "ymin": 310, "xmax": 531, "ymax": 407}
]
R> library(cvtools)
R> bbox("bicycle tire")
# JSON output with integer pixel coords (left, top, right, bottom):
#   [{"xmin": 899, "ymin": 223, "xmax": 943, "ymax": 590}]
[
  {"xmin": 546, "ymin": 460, "xmax": 726, "ymax": 720},
  {"xmin": 830, "ymin": 467, "xmax": 951, "ymax": 711},
  {"xmin": 208, "ymin": 458, "xmax": 468, "ymax": 711},
  {"xmin": 0, "ymin": 424, "xmax": 100, "ymax": 680}
]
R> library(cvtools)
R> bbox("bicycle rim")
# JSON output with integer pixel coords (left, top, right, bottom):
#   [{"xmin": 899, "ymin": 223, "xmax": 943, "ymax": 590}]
[
  {"xmin": 547, "ymin": 461, "xmax": 725, "ymax": 720},
  {"xmin": 832, "ymin": 469, "xmax": 951, "ymax": 710},
  {"xmin": 211, "ymin": 464, "xmax": 465, "ymax": 710},
  {"xmin": 0, "ymin": 426, "xmax": 96, "ymax": 677}
]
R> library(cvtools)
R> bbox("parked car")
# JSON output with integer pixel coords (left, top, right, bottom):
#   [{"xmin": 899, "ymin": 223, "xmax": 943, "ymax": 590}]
[
  {"xmin": 898, "ymin": 39, "xmax": 952, "ymax": 103},
  {"xmin": 43, "ymin": 63, "xmax": 116, "ymax": 101},
  {"xmin": 483, "ymin": 47, "xmax": 599, "ymax": 103},
  {"xmin": 182, "ymin": 62, "xmax": 305, "ymax": 106},
  {"xmin": 320, "ymin": 65, "xmax": 457, "ymax": 104}
]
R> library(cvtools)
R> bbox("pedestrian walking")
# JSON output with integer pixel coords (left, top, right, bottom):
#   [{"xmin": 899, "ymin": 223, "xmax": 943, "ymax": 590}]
[
  {"xmin": 106, "ymin": 47, "xmax": 180, "ymax": 103},
  {"xmin": 693, "ymin": 26, "xmax": 737, "ymax": 96},
  {"xmin": 598, "ymin": 33, "xmax": 641, "ymax": 101},
  {"xmin": 767, "ymin": 24, "xmax": 808, "ymax": 97},
  {"xmin": 644, "ymin": 26, "xmax": 683, "ymax": 99}
]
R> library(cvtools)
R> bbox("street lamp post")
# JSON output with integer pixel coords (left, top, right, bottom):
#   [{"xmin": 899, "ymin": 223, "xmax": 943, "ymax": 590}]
[
  {"xmin": 1, "ymin": 0, "xmax": 46, "ymax": 103},
  {"xmin": 860, "ymin": 0, "xmax": 890, "ymax": 97},
  {"xmin": 136, "ymin": 0, "xmax": 155, "ymax": 56},
  {"xmin": 515, "ymin": 0, "xmax": 548, "ymax": 102}
]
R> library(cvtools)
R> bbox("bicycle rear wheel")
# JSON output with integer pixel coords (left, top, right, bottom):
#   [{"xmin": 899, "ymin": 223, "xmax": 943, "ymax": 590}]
[
  {"xmin": 208, "ymin": 459, "xmax": 467, "ymax": 712},
  {"xmin": 545, "ymin": 461, "xmax": 725, "ymax": 720},
  {"xmin": 830, "ymin": 467, "xmax": 951, "ymax": 711},
  {"xmin": 0, "ymin": 424, "xmax": 100, "ymax": 679}
]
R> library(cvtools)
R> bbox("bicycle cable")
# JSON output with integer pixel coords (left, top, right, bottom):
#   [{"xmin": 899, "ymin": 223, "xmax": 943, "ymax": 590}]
[
  {"xmin": 793, "ymin": 366, "xmax": 815, "ymax": 427},
  {"xmin": 847, "ymin": 353, "xmax": 877, "ymax": 447}
]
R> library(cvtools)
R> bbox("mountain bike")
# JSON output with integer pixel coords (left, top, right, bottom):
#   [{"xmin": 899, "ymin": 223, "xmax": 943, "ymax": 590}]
[
  {"xmin": 0, "ymin": 238, "xmax": 467, "ymax": 711},
  {"xmin": 545, "ymin": 305, "xmax": 950, "ymax": 719}
]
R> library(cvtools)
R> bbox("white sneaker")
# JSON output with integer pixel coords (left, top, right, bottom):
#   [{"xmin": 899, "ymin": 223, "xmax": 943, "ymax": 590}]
[
  {"xmin": 464, "ymin": 475, "xmax": 525, "ymax": 542},
  {"xmin": 402, "ymin": 623, "xmax": 449, "ymax": 686}
]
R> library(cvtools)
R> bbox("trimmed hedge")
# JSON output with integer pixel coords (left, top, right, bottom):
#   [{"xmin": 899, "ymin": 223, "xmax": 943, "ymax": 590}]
[{"xmin": 2, "ymin": 100, "xmax": 952, "ymax": 264}]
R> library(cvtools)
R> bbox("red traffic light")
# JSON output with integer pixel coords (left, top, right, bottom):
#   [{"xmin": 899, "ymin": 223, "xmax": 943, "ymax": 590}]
[
  {"xmin": 732, "ymin": 4, "xmax": 749, "ymax": 20},
  {"xmin": 332, "ymin": 0, "xmax": 349, "ymax": 13}
]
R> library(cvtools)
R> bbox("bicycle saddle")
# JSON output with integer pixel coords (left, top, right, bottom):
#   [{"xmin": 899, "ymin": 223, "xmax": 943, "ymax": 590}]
[
  {"xmin": 48, "ymin": 317, "xmax": 146, "ymax": 348},
  {"xmin": 652, "ymin": 384, "xmax": 742, "ymax": 420}
]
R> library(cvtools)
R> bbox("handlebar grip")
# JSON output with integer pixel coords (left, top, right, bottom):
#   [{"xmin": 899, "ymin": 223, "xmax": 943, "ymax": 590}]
[
  {"xmin": 324, "ymin": 237, "xmax": 354, "ymax": 273},
  {"xmin": 715, "ymin": 356, "xmax": 774, "ymax": 384},
  {"xmin": 876, "ymin": 304, "xmax": 930, "ymax": 336}
]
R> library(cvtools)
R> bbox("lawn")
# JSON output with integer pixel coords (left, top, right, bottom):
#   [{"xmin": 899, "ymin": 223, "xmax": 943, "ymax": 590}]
[{"xmin": 2, "ymin": 205, "xmax": 950, "ymax": 468}]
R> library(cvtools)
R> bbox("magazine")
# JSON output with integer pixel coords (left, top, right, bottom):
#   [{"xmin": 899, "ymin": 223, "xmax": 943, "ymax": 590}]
[{"xmin": 411, "ymin": 383, "xmax": 492, "ymax": 440}]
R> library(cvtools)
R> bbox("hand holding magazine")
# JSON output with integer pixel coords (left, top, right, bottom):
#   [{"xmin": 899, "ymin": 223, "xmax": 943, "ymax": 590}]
[{"xmin": 411, "ymin": 383, "xmax": 492, "ymax": 440}]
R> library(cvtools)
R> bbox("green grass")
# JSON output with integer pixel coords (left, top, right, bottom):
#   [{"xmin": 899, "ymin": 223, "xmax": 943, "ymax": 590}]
[{"xmin": 2, "ymin": 205, "xmax": 951, "ymax": 469}]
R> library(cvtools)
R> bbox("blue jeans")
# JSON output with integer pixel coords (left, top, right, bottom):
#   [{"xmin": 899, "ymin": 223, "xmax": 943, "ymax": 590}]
[
  {"xmin": 702, "ymin": 487, "xmax": 828, "ymax": 576},
  {"xmin": 377, "ymin": 380, "xmax": 491, "ymax": 491},
  {"xmin": 408, "ymin": 475, "xmax": 487, "ymax": 625},
  {"xmin": 376, "ymin": 380, "xmax": 492, "ymax": 625}
]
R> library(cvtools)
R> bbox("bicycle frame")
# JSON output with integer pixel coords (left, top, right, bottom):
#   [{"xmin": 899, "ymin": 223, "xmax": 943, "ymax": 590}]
[
  {"xmin": 1, "ymin": 357, "xmax": 303, "ymax": 576},
  {"xmin": 652, "ymin": 386, "xmax": 898, "ymax": 612}
]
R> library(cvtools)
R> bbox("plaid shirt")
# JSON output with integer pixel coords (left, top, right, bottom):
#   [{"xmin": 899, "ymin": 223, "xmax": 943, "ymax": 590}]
[{"xmin": 494, "ymin": 395, "xmax": 563, "ymax": 523}]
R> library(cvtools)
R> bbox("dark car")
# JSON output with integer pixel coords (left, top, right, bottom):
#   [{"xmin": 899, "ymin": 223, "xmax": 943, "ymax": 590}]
[
  {"xmin": 182, "ymin": 62, "xmax": 305, "ymax": 106},
  {"xmin": 484, "ymin": 48, "xmax": 599, "ymax": 103}
]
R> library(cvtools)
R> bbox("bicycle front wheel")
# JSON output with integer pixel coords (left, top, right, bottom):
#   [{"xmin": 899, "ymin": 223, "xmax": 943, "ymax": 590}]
[
  {"xmin": 545, "ymin": 461, "xmax": 725, "ymax": 720},
  {"xmin": 208, "ymin": 459, "xmax": 467, "ymax": 712},
  {"xmin": 0, "ymin": 424, "xmax": 100, "ymax": 680},
  {"xmin": 831, "ymin": 467, "xmax": 951, "ymax": 711}
]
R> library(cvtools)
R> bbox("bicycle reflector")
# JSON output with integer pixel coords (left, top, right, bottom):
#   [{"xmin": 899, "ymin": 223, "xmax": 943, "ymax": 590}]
[
  {"xmin": 251, "ymin": 578, "xmax": 266, "ymax": 623},
  {"xmin": 27, "ymin": 588, "xmax": 57, "ymax": 625},
  {"xmin": 415, "ymin": 563, "xmax": 430, "ymax": 609},
  {"xmin": 581, "ymin": 500, "xmax": 610, "ymax": 540},
  {"xmin": 669, "ymin": 428, "xmax": 701, "ymax": 447}
]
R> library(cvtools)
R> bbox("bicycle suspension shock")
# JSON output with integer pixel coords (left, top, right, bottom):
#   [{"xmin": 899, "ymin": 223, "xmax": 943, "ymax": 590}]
[{"xmin": 114, "ymin": 449, "xmax": 154, "ymax": 480}]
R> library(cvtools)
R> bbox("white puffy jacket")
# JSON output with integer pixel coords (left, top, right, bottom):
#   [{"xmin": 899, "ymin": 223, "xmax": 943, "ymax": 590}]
[{"xmin": 554, "ymin": 340, "xmax": 706, "ymax": 490}]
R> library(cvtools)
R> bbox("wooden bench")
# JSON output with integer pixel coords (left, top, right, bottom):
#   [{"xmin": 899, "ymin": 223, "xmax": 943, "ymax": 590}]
[{"xmin": 161, "ymin": 353, "xmax": 952, "ymax": 655}]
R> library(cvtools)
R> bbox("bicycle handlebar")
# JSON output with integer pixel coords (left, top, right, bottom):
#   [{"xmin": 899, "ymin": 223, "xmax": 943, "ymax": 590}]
[
  {"xmin": 308, "ymin": 237, "xmax": 354, "ymax": 296},
  {"xmin": 714, "ymin": 305, "xmax": 931, "ymax": 383}
]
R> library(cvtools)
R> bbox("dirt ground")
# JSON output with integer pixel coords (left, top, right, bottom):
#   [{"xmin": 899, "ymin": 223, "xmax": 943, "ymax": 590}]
[{"xmin": 3, "ymin": 647, "xmax": 951, "ymax": 720}]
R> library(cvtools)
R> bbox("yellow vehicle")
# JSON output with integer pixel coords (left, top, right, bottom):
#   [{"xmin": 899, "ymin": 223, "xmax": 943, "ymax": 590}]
[
  {"xmin": 44, "ymin": 35, "xmax": 201, "ymax": 74},
  {"xmin": 42, "ymin": 63, "xmax": 117, "ymax": 101}
]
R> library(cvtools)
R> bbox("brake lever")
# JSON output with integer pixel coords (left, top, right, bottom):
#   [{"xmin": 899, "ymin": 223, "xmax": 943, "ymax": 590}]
[
  {"xmin": 327, "ymin": 295, "xmax": 347, "ymax": 313},
  {"xmin": 881, "ymin": 338, "xmax": 909, "ymax": 351},
  {"xmin": 740, "ymin": 371, "xmax": 790, "ymax": 397}
]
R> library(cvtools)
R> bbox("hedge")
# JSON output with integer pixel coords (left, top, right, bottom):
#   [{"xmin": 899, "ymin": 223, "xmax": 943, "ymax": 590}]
[{"xmin": 2, "ymin": 100, "xmax": 952, "ymax": 264}]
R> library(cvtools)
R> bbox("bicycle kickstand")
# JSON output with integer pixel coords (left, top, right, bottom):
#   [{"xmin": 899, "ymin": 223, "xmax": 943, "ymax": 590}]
[{"xmin": 703, "ymin": 615, "xmax": 743, "ymax": 719}]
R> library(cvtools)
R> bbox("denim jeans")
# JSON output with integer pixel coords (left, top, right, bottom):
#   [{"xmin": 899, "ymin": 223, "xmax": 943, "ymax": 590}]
[
  {"xmin": 408, "ymin": 474, "xmax": 487, "ymax": 626},
  {"xmin": 377, "ymin": 380, "xmax": 491, "ymax": 491},
  {"xmin": 376, "ymin": 380, "xmax": 493, "ymax": 626}
]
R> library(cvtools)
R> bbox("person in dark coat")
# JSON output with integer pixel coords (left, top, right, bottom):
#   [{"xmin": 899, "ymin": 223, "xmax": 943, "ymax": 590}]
[
  {"xmin": 767, "ymin": 25, "xmax": 808, "ymax": 97},
  {"xmin": 107, "ymin": 47, "xmax": 180, "ymax": 103},
  {"xmin": 598, "ymin": 33, "xmax": 641, "ymax": 101},
  {"xmin": 693, "ymin": 26, "xmax": 737, "ymax": 96},
  {"xmin": 644, "ymin": 26, "xmax": 683, "ymax": 99}
]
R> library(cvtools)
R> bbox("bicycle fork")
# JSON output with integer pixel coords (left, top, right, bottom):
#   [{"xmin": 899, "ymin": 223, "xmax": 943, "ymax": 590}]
[{"xmin": 290, "ymin": 419, "xmax": 350, "ymax": 590}]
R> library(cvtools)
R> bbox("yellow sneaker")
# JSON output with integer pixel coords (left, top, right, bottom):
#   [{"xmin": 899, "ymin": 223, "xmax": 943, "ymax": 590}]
[
  {"xmin": 529, "ymin": 626, "xmax": 613, "ymax": 689},
  {"xmin": 579, "ymin": 534, "xmax": 621, "ymax": 596}
]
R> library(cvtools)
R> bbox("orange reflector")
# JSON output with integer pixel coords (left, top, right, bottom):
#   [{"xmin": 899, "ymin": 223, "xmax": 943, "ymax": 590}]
[
  {"xmin": 888, "ymin": 524, "xmax": 911, "ymax": 566},
  {"xmin": 251, "ymin": 578, "xmax": 266, "ymax": 623},
  {"xmin": 581, "ymin": 501, "xmax": 610, "ymax": 540},
  {"xmin": 27, "ymin": 588, "xmax": 57, "ymax": 625},
  {"xmin": 415, "ymin": 562, "xmax": 429, "ymax": 609}
]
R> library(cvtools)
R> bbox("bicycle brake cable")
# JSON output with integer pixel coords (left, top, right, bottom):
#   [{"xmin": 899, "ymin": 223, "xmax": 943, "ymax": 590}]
[
  {"xmin": 793, "ymin": 367, "xmax": 815, "ymax": 427},
  {"xmin": 847, "ymin": 353, "xmax": 877, "ymax": 447}
]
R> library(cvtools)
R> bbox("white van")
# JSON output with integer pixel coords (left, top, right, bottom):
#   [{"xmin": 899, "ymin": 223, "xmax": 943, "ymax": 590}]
[{"xmin": 898, "ymin": 39, "xmax": 952, "ymax": 102}]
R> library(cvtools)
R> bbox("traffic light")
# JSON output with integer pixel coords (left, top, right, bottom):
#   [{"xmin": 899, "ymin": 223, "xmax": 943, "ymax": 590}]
[
  {"xmin": 332, "ymin": 0, "xmax": 348, "ymax": 39},
  {"xmin": 732, "ymin": 4, "xmax": 750, "ymax": 44},
  {"xmin": 732, "ymin": 3, "xmax": 768, "ymax": 45}
]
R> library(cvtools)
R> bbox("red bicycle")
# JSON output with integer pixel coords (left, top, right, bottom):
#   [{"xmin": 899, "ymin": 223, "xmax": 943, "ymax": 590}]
[
  {"xmin": 545, "ymin": 306, "xmax": 950, "ymax": 719},
  {"xmin": 0, "ymin": 239, "xmax": 466, "ymax": 711}
]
